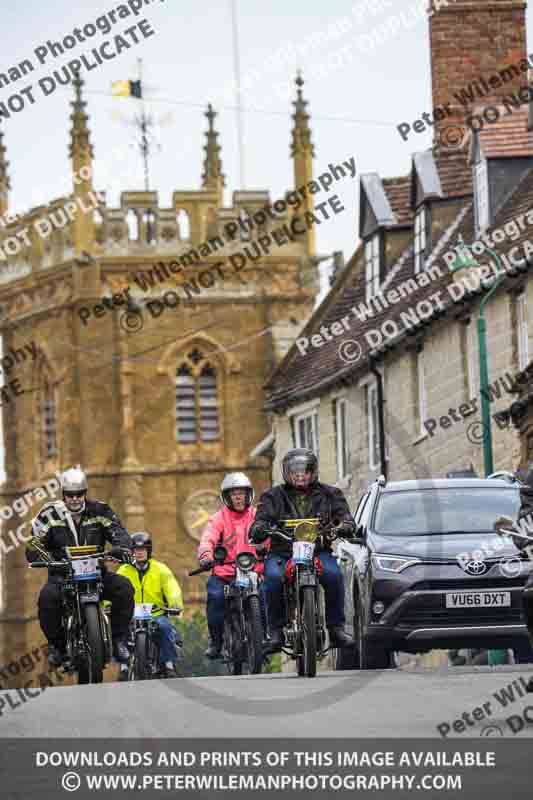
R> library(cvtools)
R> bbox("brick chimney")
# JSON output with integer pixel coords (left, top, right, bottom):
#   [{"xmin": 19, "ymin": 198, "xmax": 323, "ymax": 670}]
[{"xmin": 430, "ymin": 0, "xmax": 528, "ymax": 142}]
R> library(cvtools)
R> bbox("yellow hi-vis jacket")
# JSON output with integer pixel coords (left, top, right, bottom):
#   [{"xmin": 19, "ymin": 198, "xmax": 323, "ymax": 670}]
[{"xmin": 118, "ymin": 559, "xmax": 183, "ymax": 616}]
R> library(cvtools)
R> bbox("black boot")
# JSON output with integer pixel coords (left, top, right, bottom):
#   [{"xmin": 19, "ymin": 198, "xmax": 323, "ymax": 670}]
[
  {"xmin": 268, "ymin": 628, "xmax": 283, "ymax": 653},
  {"xmin": 328, "ymin": 626, "xmax": 355, "ymax": 648},
  {"xmin": 205, "ymin": 626, "xmax": 223, "ymax": 659},
  {"xmin": 48, "ymin": 643, "xmax": 66, "ymax": 667},
  {"xmin": 113, "ymin": 638, "xmax": 130, "ymax": 664}
]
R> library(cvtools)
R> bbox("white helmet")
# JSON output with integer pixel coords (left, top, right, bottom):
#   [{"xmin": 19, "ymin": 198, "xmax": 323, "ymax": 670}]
[
  {"xmin": 60, "ymin": 466, "xmax": 88, "ymax": 513},
  {"xmin": 220, "ymin": 472, "xmax": 254, "ymax": 510}
]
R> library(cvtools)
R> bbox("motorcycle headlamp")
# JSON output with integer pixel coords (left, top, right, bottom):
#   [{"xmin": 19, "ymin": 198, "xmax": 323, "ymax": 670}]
[{"xmin": 235, "ymin": 552, "xmax": 256, "ymax": 572}]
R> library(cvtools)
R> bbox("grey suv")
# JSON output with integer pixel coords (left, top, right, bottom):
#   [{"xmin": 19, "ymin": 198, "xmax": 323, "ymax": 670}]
[{"xmin": 336, "ymin": 477, "xmax": 531, "ymax": 669}]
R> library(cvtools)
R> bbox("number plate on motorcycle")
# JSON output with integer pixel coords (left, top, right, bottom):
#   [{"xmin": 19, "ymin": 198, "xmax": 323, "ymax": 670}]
[
  {"xmin": 71, "ymin": 557, "xmax": 99, "ymax": 581},
  {"xmin": 235, "ymin": 568, "xmax": 251, "ymax": 589},
  {"xmin": 292, "ymin": 541, "xmax": 315, "ymax": 565},
  {"xmin": 80, "ymin": 593, "xmax": 100, "ymax": 603},
  {"xmin": 134, "ymin": 603, "xmax": 153, "ymax": 619},
  {"xmin": 445, "ymin": 591, "xmax": 511, "ymax": 608}
]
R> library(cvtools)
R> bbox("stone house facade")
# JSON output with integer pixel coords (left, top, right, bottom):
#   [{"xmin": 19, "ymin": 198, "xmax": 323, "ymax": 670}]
[{"xmin": 265, "ymin": 0, "xmax": 532, "ymax": 513}]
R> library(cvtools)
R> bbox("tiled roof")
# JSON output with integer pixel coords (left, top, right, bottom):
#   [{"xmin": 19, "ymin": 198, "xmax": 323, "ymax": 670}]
[
  {"xmin": 382, "ymin": 177, "xmax": 412, "ymax": 226},
  {"xmin": 477, "ymin": 106, "xmax": 533, "ymax": 158},
  {"xmin": 433, "ymin": 150, "xmax": 473, "ymax": 198},
  {"xmin": 265, "ymin": 160, "xmax": 533, "ymax": 411}
]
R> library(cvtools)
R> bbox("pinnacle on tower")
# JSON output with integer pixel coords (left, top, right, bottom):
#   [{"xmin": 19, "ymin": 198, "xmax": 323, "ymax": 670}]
[
  {"xmin": 0, "ymin": 120, "xmax": 10, "ymax": 218},
  {"xmin": 291, "ymin": 71, "xmax": 314, "ymax": 158},
  {"xmin": 201, "ymin": 103, "xmax": 226, "ymax": 193},
  {"xmin": 69, "ymin": 75, "xmax": 94, "ymax": 184}
]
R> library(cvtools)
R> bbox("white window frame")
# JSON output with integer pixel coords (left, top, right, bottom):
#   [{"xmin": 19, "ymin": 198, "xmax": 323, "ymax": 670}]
[
  {"xmin": 367, "ymin": 383, "xmax": 380, "ymax": 471},
  {"xmin": 335, "ymin": 397, "xmax": 350, "ymax": 481},
  {"xmin": 414, "ymin": 206, "xmax": 427, "ymax": 274},
  {"xmin": 417, "ymin": 350, "xmax": 427, "ymax": 436},
  {"xmin": 517, "ymin": 292, "xmax": 529, "ymax": 371},
  {"xmin": 294, "ymin": 410, "xmax": 320, "ymax": 457},
  {"xmin": 365, "ymin": 233, "xmax": 380, "ymax": 302},
  {"xmin": 474, "ymin": 157, "xmax": 489, "ymax": 234}
]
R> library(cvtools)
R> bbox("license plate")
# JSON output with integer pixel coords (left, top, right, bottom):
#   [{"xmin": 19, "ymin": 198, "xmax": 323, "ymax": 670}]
[
  {"xmin": 445, "ymin": 591, "xmax": 511, "ymax": 608},
  {"xmin": 80, "ymin": 593, "xmax": 100, "ymax": 603},
  {"xmin": 134, "ymin": 603, "xmax": 153, "ymax": 619},
  {"xmin": 72, "ymin": 557, "xmax": 99, "ymax": 581}
]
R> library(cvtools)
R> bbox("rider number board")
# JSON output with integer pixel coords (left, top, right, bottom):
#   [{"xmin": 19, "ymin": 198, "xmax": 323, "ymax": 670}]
[
  {"xmin": 445, "ymin": 591, "xmax": 511, "ymax": 608},
  {"xmin": 71, "ymin": 557, "xmax": 99, "ymax": 581}
]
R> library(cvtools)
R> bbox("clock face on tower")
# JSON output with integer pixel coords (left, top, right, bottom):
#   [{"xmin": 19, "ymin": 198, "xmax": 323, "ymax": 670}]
[{"xmin": 182, "ymin": 490, "xmax": 221, "ymax": 542}]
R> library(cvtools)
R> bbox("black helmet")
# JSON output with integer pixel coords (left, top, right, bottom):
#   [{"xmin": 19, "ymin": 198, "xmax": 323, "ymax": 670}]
[
  {"xmin": 282, "ymin": 448, "xmax": 318, "ymax": 488},
  {"xmin": 131, "ymin": 531, "xmax": 152, "ymax": 559}
]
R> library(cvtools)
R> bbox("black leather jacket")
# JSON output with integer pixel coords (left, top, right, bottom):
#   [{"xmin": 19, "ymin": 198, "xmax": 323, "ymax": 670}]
[
  {"xmin": 26, "ymin": 499, "xmax": 130, "ymax": 577},
  {"xmin": 249, "ymin": 482, "xmax": 356, "ymax": 557}
]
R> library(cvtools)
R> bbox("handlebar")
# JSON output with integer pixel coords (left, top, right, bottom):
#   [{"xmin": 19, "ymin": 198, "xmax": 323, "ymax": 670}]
[{"xmin": 499, "ymin": 528, "xmax": 533, "ymax": 544}]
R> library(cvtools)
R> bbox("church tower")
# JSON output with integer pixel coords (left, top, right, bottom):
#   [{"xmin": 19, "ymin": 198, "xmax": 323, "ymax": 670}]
[{"xmin": 0, "ymin": 76, "xmax": 320, "ymax": 683}]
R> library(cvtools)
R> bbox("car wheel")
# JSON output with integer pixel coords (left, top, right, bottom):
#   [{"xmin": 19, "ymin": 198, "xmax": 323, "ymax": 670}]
[
  {"xmin": 335, "ymin": 596, "xmax": 361, "ymax": 670},
  {"xmin": 357, "ymin": 604, "xmax": 391, "ymax": 670}
]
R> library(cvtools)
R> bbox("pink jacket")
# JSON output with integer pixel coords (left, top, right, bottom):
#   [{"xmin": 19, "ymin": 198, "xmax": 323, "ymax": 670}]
[{"xmin": 197, "ymin": 505, "xmax": 257, "ymax": 580}]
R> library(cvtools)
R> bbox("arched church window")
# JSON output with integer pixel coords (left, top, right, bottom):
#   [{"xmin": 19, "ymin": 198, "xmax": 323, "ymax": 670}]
[
  {"xmin": 127, "ymin": 209, "xmax": 139, "ymax": 241},
  {"xmin": 144, "ymin": 209, "xmax": 156, "ymax": 244},
  {"xmin": 177, "ymin": 209, "xmax": 190, "ymax": 240},
  {"xmin": 175, "ymin": 351, "xmax": 220, "ymax": 443},
  {"xmin": 42, "ymin": 377, "xmax": 58, "ymax": 460}
]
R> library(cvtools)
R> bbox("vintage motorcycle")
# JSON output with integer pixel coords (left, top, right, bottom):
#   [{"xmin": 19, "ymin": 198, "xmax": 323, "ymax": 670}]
[
  {"xmin": 127, "ymin": 603, "xmax": 182, "ymax": 680},
  {"xmin": 189, "ymin": 544, "xmax": 265, "ymax": 675},
  {"xmin": 29, "ymin": 544, "xmax": 118, "ymax": 684},
  {"xmin": 267, "ymin": 518, "xmax": 344, "ymax": 678}
]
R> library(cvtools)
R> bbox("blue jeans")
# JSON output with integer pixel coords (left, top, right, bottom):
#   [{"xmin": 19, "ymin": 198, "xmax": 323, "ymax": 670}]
[
  {"xmin": 153, "ymin": 614, "xmax": 178, "ymax": 665},
  {"xmin": 206, "ymin": 575, "xmax": 267, "ymax": 631},
  {"xmin": 263, "ymin": 552, "xmax": 345, "ymax": 630}
]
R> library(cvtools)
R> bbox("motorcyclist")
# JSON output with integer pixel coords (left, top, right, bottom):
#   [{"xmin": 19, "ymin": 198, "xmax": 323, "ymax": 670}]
[
  {"xmin": 26, "ymin": 467, "xmax": 134, "ymax": 669},
  {"xmin": 197, "ymin": 472, "xmax": 258, "ymax": 660},
  {"xmin": 117, "ymin": 532, "xmax": 184, "ymax": 680},
  {"xmin": 248, "ymin": 448, "xmax": 356, "ymax": 652},
  {"xmin": 493, "ymin": 467, "xmax": 533, "ymax": 686}
]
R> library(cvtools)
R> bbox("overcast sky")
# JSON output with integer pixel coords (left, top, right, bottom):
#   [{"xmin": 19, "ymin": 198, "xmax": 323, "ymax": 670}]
[{"xmin": 1, "ymin": 0, "xmax": 532, "ymax": 480}]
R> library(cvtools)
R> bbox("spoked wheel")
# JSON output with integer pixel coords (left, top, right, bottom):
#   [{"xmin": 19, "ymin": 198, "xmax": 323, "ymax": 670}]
[
  {"xmin": 224, "ymin": 615, "xmax": 243, "ymax": 676},
  {"xmin": 78, "ymin": 604, "xmax": 105, "ymax": 684},
  {"xmin": 296, "ymin": 587, "xmax": 317, "ymax": 678},
  {"xmin": 133, "ymin": 631, "xmax": 148, "ymax": 680},
  {"xmin": 245, "ymin": 596, "xmax": 264, "ymax": 675},
  {"xmin": 357, "ymin": 605, "xmax": 391, "ymax": 669}
]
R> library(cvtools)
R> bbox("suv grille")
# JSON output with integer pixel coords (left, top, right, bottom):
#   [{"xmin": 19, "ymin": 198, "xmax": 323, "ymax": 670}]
[
  {"xmin": 412, "ymin": 577, "xmax": 526, "ymax": 591},
  {"xmin": 400, "ymin": 607, "xmax": 524, "ymax": 627}
]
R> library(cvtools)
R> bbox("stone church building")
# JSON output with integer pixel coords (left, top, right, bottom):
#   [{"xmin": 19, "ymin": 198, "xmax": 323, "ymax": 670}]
[{"xmin": 0, "ymin": 74, "xmax": 320, "ymax": 678}]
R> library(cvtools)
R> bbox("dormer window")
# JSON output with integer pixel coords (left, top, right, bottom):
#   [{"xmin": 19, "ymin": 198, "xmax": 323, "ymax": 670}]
[
  {"xmin": 474, "ymin": 157, "xmax": 489, "ymax": 234},
  {"xmin": 365, "ymin": 233, "xmax": 381, "ymax": 301},
  {"xmin": 414, "ymin": 206, "xmax": 427, "ymax": 274}
]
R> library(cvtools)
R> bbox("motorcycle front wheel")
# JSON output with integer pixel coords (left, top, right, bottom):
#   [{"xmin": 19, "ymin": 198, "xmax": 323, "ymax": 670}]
[
  {"xmin": 224, "ymin": 614, "xmax": 243, "ymax": 676},
  {"xmin": 78, "ymin": 604, "xmax": 105, "ymax": 684},
  {"xmin": 245, "ymin": 595, "xmax": 264, "ymax": 675},
  {"xmin": 297, "ymin": 587, "xmax": 317, "ymax": 678},
  {"xmin": 133, "ymin": 631, "xmax": 149, "ymax": 680}
]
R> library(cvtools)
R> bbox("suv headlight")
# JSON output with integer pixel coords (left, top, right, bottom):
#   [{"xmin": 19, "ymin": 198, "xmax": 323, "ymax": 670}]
[{"xmin": 372, "ymin": 554, "xmax": 422, "ymax": 573}]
